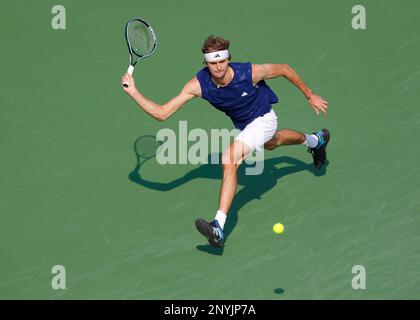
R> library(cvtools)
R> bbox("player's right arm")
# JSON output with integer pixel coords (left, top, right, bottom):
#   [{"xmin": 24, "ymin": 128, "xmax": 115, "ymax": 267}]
[
  {"xmin": 121, "ymin": 74, "xmax": 201, "ymax": 121},
  {"xmin": 252, "ymin": 64, "xmax": 328, "ymax": 115}
]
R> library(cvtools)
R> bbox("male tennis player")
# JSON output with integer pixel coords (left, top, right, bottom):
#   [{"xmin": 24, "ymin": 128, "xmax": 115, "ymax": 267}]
[{"xmin": 121, "ymin": 35, "xmax": 330, "ymax": 248}]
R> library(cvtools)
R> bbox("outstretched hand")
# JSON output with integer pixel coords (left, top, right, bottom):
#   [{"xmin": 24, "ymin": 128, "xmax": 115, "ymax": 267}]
[{"xmin": 308, "ymin": 94, "xmax": 328, "ymax": 115}]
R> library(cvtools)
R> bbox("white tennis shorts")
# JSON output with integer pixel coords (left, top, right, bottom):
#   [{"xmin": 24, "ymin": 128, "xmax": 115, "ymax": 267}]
[{"xmin": 235, "ymin": 109, "xmax": 278, "ymax": 152}]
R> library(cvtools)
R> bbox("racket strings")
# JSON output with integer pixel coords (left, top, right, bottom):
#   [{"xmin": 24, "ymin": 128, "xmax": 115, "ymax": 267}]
[{"xmin": 128, "ymin": 22, "xmax": 155, "ymax": 57}]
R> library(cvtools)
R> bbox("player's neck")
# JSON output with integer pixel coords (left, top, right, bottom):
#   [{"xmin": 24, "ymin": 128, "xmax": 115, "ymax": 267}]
[{"xmin": 211, "ymin": 67, "xmax": 234, "ymax": 88}]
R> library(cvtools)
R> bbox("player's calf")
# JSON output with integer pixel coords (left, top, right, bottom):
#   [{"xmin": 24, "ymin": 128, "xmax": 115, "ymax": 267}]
[{"xmin": 264, "ymin": 130, "xmax": 306, "ymax": 150}]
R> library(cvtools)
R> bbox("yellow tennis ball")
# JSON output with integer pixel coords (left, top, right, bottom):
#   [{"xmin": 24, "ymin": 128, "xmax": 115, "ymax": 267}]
[{"xmin": 273, "ymin": 223, "xmax": 284, "ymax": 234}]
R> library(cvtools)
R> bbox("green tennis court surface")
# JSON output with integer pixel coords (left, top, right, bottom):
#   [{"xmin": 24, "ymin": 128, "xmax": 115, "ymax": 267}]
[{"xmin": 1, "ymin": 0, "xmax": 419, "ymax": 299}]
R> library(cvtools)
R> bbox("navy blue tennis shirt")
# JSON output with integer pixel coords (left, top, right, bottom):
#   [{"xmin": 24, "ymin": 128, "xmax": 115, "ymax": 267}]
[{"xmin": 196, "ymin": 62, "xmax": 278, "ymax": 130}]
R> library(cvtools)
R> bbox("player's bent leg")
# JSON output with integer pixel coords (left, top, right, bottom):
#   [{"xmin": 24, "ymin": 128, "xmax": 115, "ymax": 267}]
[
  {"xmin": 264, "ymin": 129, "xmax": 306, "ymax": 150},
  {"xmin": 266, "ymin": 128, "xmax": 331, "ymax": 169}
]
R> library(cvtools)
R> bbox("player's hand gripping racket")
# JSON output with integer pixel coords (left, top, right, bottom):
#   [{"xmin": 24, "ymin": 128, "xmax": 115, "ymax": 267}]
[{"xmin": 122, "ymin": 18, "xmax": 157, "ymax": 88}]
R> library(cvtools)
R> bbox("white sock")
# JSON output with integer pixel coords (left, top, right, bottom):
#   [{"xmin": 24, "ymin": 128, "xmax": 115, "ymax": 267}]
[
  {"xmin": 303, "ymin": 134, "xmax": 319, "ymax": 148},
  {"xmin": 215, "ymin": 210, "xmax": 227, "ymax": 229}
]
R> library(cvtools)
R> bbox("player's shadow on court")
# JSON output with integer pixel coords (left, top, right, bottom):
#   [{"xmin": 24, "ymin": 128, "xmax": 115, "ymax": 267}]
[{"xmin": 129, "ymin": 153, "xmax": 328, "ymax": 256}]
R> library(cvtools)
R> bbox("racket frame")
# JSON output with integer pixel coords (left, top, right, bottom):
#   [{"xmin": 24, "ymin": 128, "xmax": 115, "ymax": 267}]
[{"xmin": 123, "ymin": 18, "xmax": 157, "ymax": 87}]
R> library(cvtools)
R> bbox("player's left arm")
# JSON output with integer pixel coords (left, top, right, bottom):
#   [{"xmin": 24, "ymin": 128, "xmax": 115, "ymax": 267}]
[{"xmin": 252, "ymin": 64, "xmax": 328, "ymax": 115}]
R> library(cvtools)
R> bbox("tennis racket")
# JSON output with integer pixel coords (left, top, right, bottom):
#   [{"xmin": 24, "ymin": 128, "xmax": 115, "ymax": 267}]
[
  {"xmin": 134, "ymin": 135, "xmax": 162, "ymax": 169},
  {"xmin": 122, "ymin": 18, "xmax": 157, "ymax": 88}
]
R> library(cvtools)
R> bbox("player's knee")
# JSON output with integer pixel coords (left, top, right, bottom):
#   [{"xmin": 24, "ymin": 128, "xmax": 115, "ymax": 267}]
[
  {"xmin": 221, "ymin": 155, "xmax": 237, "ymax": 167},
  {"xmin": 221, "ymin": 150, "xmax": 235, "ymax": 165},
  {"xmin": 221, "ymin": 151, "xmax": 237, "ymax": 167}
]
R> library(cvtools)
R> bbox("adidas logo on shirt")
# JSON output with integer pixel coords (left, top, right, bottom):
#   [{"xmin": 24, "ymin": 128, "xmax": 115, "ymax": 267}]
[{"xmin": 241, "ymin": 91, "xmax": 248, "ymax": 97}]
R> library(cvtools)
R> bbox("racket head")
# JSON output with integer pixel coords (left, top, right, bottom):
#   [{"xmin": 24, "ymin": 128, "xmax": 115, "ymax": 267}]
[
  {"xmin": 125, "ymin": 18, "xmax": 157, "ymax": 65},
  {"xmin": 134, "ymin": 135, "xmax": 162, "ymax": 162}
]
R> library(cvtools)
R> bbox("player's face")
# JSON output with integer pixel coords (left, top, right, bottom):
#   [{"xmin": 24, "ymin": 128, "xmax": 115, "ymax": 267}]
[{"xmin": 207, "ymin": 59, "xmax": 229, "ymax": 79}]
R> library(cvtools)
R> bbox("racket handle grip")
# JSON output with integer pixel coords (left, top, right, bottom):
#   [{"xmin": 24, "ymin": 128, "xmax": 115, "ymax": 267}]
[{"xmin": 122, "ymin": 65, "xmax": 134, "ymax": 88}]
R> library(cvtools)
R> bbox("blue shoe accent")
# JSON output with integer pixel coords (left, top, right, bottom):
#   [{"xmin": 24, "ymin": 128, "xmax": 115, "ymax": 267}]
[
  {"xmin": 211, "ymin": 220, "xmax": 224, "ymax": 241},
  {"xmin": 314, "ymin": 129, "xmax": 326, "ymax": 150}
]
